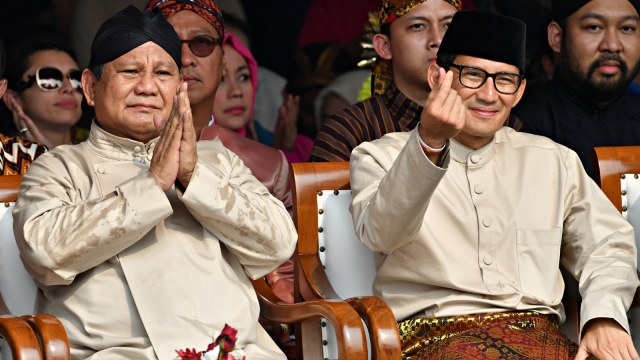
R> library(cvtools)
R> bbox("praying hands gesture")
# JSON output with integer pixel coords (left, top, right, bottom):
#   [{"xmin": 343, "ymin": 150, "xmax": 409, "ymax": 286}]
[
  {"xmin": 576, "ymin": 318, "xmax": 639, "ymax": 360},
  {"xmin": 419, "ymin": 66, "xmax": 465, "ymax": 162},
  {"xmin": 149, "ymin": 82, "xmax": 197, "ymax": 192}
]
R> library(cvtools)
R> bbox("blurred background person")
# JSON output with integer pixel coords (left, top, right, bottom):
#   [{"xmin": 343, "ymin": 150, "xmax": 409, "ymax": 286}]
[
  {"xmin": 314, "ymin": 69, "xmax": 370, "ymax": 128},
  {"xmin": 213, "ymin": 33, "xmax": 312, "ymax": 163},
  {"xmin": 2, "ymin": 29, "xmax": 84, "ymax": 149}
]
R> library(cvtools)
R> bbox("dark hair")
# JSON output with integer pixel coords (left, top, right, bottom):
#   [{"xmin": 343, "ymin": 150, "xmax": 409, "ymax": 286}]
[
  {"xmin": 380, "ymin": 23, "xmax": 391, "ymax": 38},
  {"xmin": 88, "ymin": 63, "xmax": 104, "ymax": 80},
  {"xmin": 436, "ymin": 53, "xmax": 457, "ymax": 69},
  {"xmin": 5, "ymin": 27, "xmax": 77, "ymax": 91}
]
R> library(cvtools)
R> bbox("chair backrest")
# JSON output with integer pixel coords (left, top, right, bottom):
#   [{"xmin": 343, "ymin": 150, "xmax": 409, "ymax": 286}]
[
  {"xmin": 291, "ymin": 162, "xmax": 378, "ymax": 359},
  {"xmin": 0, "ymin": 175, "xmax": 37, "ymax": 316},
  {"xmin": 594, "ymin": 146, "xmax": 640, "ymax": 349}
]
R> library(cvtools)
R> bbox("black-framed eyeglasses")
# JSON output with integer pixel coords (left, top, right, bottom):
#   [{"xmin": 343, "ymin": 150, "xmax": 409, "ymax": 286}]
[
  {"xmin": 445, "ymin": 63, "xmax": 524, "ymax": 95},
  {"xmin": 15, "ymin": 67, "xmax": 83, "ymax": 93},
  {"xmin": 181, "ymin": 35, "xmax": 222, "ymax": 57}
]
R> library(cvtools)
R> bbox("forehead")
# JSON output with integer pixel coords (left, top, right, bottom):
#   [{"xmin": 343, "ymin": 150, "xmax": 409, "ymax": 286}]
[
  {"xmin": 453, "ymin": 55, "xmax": 520, "ymax": 74},
  {"xmin": 108, "ymin": 42, "xmax": 177, "ymax": 69},
  {"xmin": 222, "ymin": 45, "xmax": 248, "ymax": 68},
  {"xmin": 395, "ymin": 0, "xmax": 457, "ymax": 23},
  {"xmin": 167, "ymin": 10, "xmax": 219, "ymax": 38},
  {"xmin": 572, "ymin": 0, "xmax": 640, "ymax": 21},
  {"xmin": 27, "ymin": 50, "xmax": 78, "ymax": 70}
]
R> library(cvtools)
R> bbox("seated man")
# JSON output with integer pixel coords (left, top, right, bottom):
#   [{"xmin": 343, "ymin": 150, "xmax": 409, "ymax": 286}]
[
  {"xmin": 350, "ymin": 11, "xmax": 639, "ymax": 359},
  {"xmin": 12, "ymin": 6, "xmax": 296, "ymax": 360}
]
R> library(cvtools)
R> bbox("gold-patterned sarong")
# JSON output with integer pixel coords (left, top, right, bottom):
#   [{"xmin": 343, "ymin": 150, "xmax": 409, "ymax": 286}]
[{"xmin": 398, "ymin": 311, "xmax": 588, "ymax": 360}]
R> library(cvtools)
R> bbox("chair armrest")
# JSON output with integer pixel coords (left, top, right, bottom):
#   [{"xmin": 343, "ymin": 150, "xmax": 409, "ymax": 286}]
[
  {"xmin": 347, "ymin": 297, "xmax": 402, "ymax": 360},
  {"xmin": 0, "ymin": 316, "xmax": 43, "ymax": 359},
  {"xmin": 252, "ymin": 278, "xmax": 368, "ymax": 360},
  {"xmin": 23, "ymin": 314, "xmax": 70, "ymax": 359}
]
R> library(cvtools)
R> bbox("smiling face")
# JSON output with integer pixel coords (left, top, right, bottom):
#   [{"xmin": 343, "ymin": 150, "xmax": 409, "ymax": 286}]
[
  {"xmin": 17, "ymin": 50, "xmax": 83, "ymax": 130},
  {"xmin": 433, "ymin": 55, "xmax": 526, "ymax": 149},
  {"xmin": 83, "ymin": 42, "xmax": 181, "ymax": 143},
  {"xmin": 553, "ymin": 0, "xmax": 640, "ymax": 103},
  {"xmin": 212, "ymin": 44, "xmax": 253, "ymax": 130}
]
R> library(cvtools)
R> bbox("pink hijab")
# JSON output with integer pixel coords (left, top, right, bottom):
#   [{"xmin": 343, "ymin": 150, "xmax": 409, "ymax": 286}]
[{"xmin": 216, "ymin": 33, "xmax": 258, "ymax": 138}]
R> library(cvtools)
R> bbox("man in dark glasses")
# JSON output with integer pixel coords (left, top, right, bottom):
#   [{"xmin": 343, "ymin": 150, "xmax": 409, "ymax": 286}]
[
  {"xmin": 13, "ymin": 5, "xmax": 295, "ymax": 359},
  {"xmin": 146, "ymin": 0, "xmax": 225, "ymax": 139}
]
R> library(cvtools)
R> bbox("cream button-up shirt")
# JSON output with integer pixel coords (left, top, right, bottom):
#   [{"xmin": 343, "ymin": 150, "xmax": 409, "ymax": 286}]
[
  {"xmin": 350, "ymin": 126, "xmax": 638, "ymax": 334},
  {"xmin": 13, "ymin": 123, "xmax": 296, "ymax": 360}
]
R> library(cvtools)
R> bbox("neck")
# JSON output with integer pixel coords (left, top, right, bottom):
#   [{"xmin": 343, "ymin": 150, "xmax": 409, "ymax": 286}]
[
  {"xmin": 38, "ymin": 123, "xmax": 72, "ymax": 148},
  {"xmin": 394, "ymin": 80, "xmax": 430, "ymax": 105},
  {"xmin": 190, "ymin": 98, "xmax": 214, "ymax": 139}
]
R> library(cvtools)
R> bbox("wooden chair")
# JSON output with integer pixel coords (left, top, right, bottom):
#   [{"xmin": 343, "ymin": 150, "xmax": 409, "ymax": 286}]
[
  {"xmin": 1, "ymin": 175, "xmax": 368, "ymax": 360},
  {"xmin": 290, "ymin": 162, "xmax": 402, "ymax": 360},
  {"xmin": 0, "ymin": 175, "xmax": 70, "ymax": 360},
  {"xmin": 594, "ymin": 146, "xmax": 640, "ymax": 347}
]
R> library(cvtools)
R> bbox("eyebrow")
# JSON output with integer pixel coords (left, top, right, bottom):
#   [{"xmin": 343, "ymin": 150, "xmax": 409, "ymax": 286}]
[
  {"xmin": 579, "ymin": 13, "xmax": 640, "ymax": 23},
  {"xmin": 405, "ymin": 14, "xmax": 455, "ymax": 22}
]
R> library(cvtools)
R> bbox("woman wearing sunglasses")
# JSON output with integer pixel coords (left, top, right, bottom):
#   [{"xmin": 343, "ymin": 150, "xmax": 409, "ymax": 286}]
[{"xmin": 2, "ymin": 35, "xmax": 83, "ymax": 149}]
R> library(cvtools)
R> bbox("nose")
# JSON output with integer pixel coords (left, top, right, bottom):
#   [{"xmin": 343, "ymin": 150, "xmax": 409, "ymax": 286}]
[
  {"xmin": 134, "ymin": 72, "xmax": 159, "ymax": 96},
  {"xmin": 59, "ymin": 76, "xmax": 75, "ymax": 94},
  {"xmin": 599, "ymin": 27, "xmax": 622, "ymax": 53},
  {"xmin": 427, "ymin": 26, "xmax": 444, "ymax": 50},
  {"xmin": 226, "ymin": 77, "xmax": 242, "ymax": 98},
  {"xmin": 181, "ymin": 42, "xmax": 196, "ymax": 68},
  {"xmin": 475, "ymin": 77, "xmax": 498, "ymax": 103}
]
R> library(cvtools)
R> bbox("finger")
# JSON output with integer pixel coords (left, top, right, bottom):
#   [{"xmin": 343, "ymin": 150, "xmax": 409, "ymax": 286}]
[
  {"xmin": 574, "ymin": 346, "xmax": 589, "ymax": 360},
  {"xmin": 455, "ymin": 95, "xmax": 466, "ymax": 129},
  {"xmin": 431, "ymin": 70, "xmax": 455, "ymax": 108}
]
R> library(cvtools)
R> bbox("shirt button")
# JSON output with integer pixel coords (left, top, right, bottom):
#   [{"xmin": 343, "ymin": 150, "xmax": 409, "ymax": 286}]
[
  {"xmin": 97, "ymin": 167, "xmax": 106, "ymax": 174},
  {"xmin": 482, "ymin": 217, "xmax": 492, "ymax": 227},
  {"xmin": 134, "ymin": 146, "xmax": 142, "ymax": 153},
  {"xmin": 483, "ymin": 255, "xmax": 493, "ymax": 265},
  {"xmin": 470, "ymin": 154, "xmax": 481, "ymax": 164},
  {"xmin": 474, "ymin": 184, "xmax": 483, "ymax": 194},
  {"xmin": 147, "ymin": 154, "xmax": 153, "ymax": 161}
]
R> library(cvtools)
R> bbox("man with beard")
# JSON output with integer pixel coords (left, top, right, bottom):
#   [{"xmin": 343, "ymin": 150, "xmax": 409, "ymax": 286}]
[{"xmin": 514, "ymin": 0, "xmax": 640, "ymax": 181}]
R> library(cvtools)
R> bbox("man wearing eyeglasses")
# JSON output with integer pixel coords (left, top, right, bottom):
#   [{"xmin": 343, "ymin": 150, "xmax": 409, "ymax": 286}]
[
  {"xmin": 350, "ymin": 11, "xmax": 639, "ymax": 359},
  {"xmin": 13, "ymin": 5, "xmax": 295, "ymax": 359}
]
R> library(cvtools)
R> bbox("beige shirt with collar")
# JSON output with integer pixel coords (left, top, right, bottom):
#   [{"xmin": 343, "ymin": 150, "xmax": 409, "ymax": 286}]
[
  {"xmin": 13, "ymin": 122, "xmax": 296, "ymax": 360},
  {"xmin": 350, "ymin": 126, "xmax": 638, "ymax": 335}
]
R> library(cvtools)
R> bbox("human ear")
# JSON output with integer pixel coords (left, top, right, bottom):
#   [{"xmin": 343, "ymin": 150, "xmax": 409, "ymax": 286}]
[
  {"xmin": 548, "ymin": 21, "xmax": 563, "ymax": 54},
  {"xmin": 81, "ymin": 69, "xmax": 96, "ymax": 106},
  {"xmin": 427, "ymin": 64, "xmax": 441, "ymax": 90},
  {"xmin": 373, "ymin": 33, "xmax": 392, "ymax": 60}
]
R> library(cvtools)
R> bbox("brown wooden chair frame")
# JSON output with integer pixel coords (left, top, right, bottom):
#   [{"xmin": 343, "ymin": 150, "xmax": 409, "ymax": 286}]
[
  {"xmin": 1, "ymin": 175, "xmax": 71, "ymax": 359},
  {"xmin": 594, "ymin": 146, "xmax": 640, "ymax": 307},
  {"xmin": 290, "ymin": 162, "xmax": 402, "ymax": 360}
]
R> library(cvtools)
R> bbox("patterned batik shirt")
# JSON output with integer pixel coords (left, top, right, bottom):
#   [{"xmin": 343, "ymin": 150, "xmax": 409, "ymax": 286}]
[{"xmin": 0, "ymin": 133, "xmax": 47, "ymax": 175}]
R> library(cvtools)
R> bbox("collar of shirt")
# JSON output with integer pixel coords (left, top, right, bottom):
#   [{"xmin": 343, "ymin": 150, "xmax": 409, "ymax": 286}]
[{"xmin": 382, "ymin": 82, "xmax": 423, "ymax": 131}]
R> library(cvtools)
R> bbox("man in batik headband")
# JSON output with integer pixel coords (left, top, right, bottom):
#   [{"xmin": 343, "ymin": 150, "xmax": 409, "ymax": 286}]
[
  {"xmin": 310, "ymin": 0, "xmax": 460, "ymax": 162},
  {"xmin": 13, "ymin": 5, "xmax": 295, "ymax": 359},
  {"xmin": 515, "ymin": 0, "xmax": 640, "ymax": 181},
  {"xmin": 350, "ymin": 10, "xmax": 638, "ymax": 359}
]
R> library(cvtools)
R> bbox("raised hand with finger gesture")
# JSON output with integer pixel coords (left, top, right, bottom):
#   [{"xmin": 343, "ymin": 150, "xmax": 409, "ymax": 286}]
[{"xmin": 418, "ymin": 65, "xmax": 466, "ymax": 163}]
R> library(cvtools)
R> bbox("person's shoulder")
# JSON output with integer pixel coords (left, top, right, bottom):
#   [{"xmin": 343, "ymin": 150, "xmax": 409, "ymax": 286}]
[{"xmin": 498, "ymin": 127, "xmax": 574, "ymax": 157}]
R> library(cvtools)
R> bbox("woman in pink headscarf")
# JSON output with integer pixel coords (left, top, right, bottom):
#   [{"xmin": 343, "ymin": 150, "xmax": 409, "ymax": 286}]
[{"xmin": 211, "ymin": 33, "xmax": 313, "ymax": 163}]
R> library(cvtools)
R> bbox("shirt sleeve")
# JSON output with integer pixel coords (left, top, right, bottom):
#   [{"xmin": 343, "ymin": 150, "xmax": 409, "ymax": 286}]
[
  {"xmin": 350, "ymin": 128, "xmax": 449, "ymax": 253},
  {"xmin": 13, "ymin": 154, "xmax": 173, "ymax": 286},
  {"xmin": 178, "ymin": 140, "xmax": 297, "ymax": 279},
  {"xmin": 559, "ymin": 149, "xmax": 639, "ymax": 335}
]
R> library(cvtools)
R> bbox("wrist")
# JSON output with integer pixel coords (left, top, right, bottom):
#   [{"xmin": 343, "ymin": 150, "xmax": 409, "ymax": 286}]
[{"xmin": 418, "ymin": 135, "xmax": 447, "ymax": 154}]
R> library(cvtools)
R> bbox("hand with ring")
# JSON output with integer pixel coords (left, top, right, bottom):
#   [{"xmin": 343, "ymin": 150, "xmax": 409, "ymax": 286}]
[{"xmin": 2, "ymin": 91, "xmax": 54, "ymax": 148}]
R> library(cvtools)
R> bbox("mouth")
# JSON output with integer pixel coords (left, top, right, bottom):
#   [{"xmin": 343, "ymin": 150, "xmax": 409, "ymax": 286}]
[
  {"xmin": 597, "ymin": 60, "xmax": 621, "ymax": 75},
  {"xmin": 182, "ymin": 74, "xmax": 199, "ymax": 86},
  {"xmin": 469, "ymin": 107, "xmax": 499, "ymax": 118},
  {"xmin": 224, "ymin": 106, "xmax": 246, "ymax": 116},
  {"xmin": 128, "ymin": 103, "xmax": 160, "ymax": 112},
  {"xmin": 55, "ymin": 100, "xmax": 78, "ymax": 109}
]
